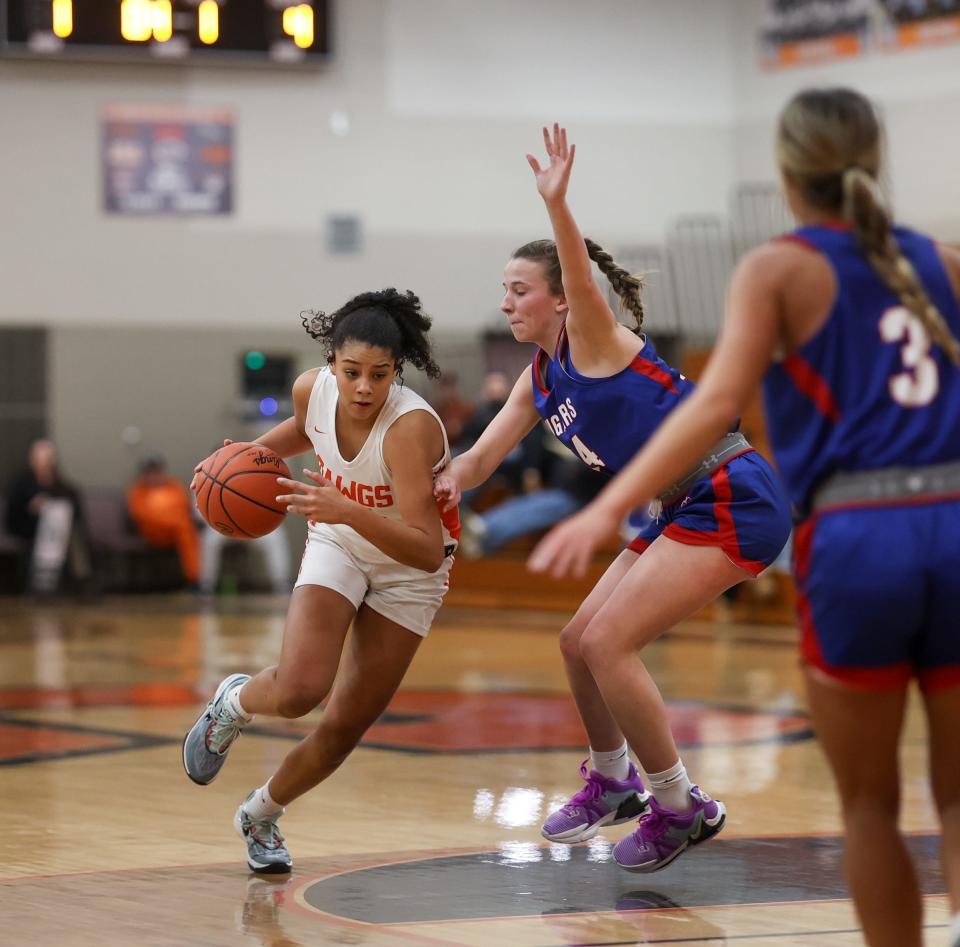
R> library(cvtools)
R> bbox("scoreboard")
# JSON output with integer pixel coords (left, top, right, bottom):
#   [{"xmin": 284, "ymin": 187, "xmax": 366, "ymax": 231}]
[{"xmin": 1, "ymin": 0, "xmax": 330, "ymax": 66}]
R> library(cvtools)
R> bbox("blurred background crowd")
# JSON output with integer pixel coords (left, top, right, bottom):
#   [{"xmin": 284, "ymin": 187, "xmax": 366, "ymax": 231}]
[{"xmin": 1, "ymin": 0, "xmax": 958, "ymax": 613}]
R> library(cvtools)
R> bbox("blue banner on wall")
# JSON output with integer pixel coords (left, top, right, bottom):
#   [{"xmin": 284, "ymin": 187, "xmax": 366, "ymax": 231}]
[{"xmin": 102, "ymin": 105, "xmax": 233, "ymax": 215}]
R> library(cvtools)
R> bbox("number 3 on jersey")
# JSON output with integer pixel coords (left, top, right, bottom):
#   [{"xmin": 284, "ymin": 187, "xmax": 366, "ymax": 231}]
[
  {"xmin": 879, "ymin": 306, "xmax": 939, "ymax": 408},
  {"xmin": 571, "ymin": 434, "xmax": 606, "ymax": 470}
]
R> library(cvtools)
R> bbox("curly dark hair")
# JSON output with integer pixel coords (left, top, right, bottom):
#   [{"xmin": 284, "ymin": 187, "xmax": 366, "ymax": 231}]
[
  {"xmin": 301, "ymin": 288, "xmax": 442, "ymax": 379},
  {"xmin": 512, "ymin": 238, "xmax": 645, "ymax": 334}
]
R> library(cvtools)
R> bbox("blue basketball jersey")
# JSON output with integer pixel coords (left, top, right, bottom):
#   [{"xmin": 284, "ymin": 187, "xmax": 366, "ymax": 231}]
[
  {"xmin": 531, "ymin": 326, "xmax": 792, "ymax": 573},
  {"xmin": 531, "ymin": 328, "xmax": 695, "ymax": 475},
  {"xmin": 763, "ymin": 224, "xmax": 960, "ymax": 514}
]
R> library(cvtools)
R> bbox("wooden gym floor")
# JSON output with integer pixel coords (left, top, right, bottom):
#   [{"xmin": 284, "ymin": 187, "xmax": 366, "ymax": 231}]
[{"xmin": 0, "ymin": 592, "xmax": 950, "ymax": 946}]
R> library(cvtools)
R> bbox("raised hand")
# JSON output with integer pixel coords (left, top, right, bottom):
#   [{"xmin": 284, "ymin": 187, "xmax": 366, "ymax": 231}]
[
  {"xmin": 526, "ymin": 123, "xmax": 575, "ymax": 205},
  {"xmin": 276, "ymin": 470, "xmax": 350, "ymax": 523}
]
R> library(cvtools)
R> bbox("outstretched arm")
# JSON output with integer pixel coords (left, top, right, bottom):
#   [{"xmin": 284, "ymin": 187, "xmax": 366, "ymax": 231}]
[
  {"xmin": 528, "ymin": 247, "xmax": 783, "ymax": 577},
  {"xmin": 433, "ymin": 367, "xmax": 541, "ymax": 510},
  {"xmin": 528, "ymin": 124, "xmax": 620, "ymax": 349}
]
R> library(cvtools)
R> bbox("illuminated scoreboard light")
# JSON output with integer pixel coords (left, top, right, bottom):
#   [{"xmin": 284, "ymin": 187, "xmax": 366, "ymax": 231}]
[{"xmin": 1, "ymin": 0, "xmax": 330, "ymax": 65}]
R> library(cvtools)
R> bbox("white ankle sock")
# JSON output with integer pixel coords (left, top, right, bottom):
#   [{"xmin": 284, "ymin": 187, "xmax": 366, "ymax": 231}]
[
  {"xmin": 590, "ymin": 741, "xmax": 631, "ymax": 781},
  {"xmin": 242, "ymin": 783, "xmax": 283, "ymax": 819},
  {"xmin": 647, "ymin": 759, "xmax": 692, "ymax": 812},
  {"xmin": 949, "ymin": 912, "xmax": 960, "ymax": 945},
  {"xmin": 225, "ymin": 682, "xmax": 253, "ymax": 722}
]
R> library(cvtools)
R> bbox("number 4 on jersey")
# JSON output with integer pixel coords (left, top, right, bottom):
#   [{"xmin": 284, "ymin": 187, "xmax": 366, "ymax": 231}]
[{"xmin": 571, "ymin": 434, "xmax": 606, "ymax": 470}]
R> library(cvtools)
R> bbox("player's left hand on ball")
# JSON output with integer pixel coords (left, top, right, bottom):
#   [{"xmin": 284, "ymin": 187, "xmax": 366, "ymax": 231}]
[
  {"xmin": 190, "ymin": 439, "xmax": 235, "ymax": 492},
  {"xmin": 276, "ymin": 471, "xmax": 346, "ymax": 522}
]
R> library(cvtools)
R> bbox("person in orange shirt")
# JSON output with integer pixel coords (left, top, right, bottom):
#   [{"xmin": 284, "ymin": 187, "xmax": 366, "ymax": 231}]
[{"xmin": 127, "ymin": 455, "xmax": 200, "ymax": 586}]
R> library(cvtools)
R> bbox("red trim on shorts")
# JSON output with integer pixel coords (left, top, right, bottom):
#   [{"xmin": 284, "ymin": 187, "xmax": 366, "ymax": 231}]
[
  {"xmin": 628, "ymin": 354, "xmax": 680, "ymax": 395},
  {"xmin": 711, "ymin": 466, "xmax": 768, "ymax": 576},
  {"xmin": 659, "ymin": 447, "xmax": 756, "ymax": 511},
  {"xmin": 917, "ymin": 666, "xmax": 960, "ymax": 693},
  {"xmin": 792, "ymin": 518, "xmax": 823, "ymax": 671},
  {"xmin": 661, "ymin": 525, "xmax": 767, "ymax": 577},
  {"xmin": 809, "ymin": 662, "xmax": 914, "ymax": 690},
  {"xmin": 663, "ymin": 522, "xmax": 718, "ymax": 545},
  {"xmin": 712, "ymin": 465, "xmax": 740, "ymax": 553},
  {"xmin": 782, "ymin": 352, "xmax": 842, "ymax": 422},
  {"xmin": 793, "ymin": 518, "xmax": 911, "ymax": 691},
  {"xmin": 626, "ymin": 536, "xmax": 651, "ymax": 555}
]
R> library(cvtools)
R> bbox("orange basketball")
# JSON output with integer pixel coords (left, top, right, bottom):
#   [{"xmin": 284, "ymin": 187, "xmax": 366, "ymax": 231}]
[{"xmin": 194, "ymin": 442, "xmax": 290, "ymax": 539}]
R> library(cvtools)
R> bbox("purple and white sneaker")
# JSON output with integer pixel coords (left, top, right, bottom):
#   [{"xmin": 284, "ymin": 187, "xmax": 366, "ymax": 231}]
[
  {"xmin": 541, "ymin": 759, "xmax": 651, "ymax": 843},
  {"xmin": 613, "ymin": 785, "xmax": 725, "ymax": 872}
]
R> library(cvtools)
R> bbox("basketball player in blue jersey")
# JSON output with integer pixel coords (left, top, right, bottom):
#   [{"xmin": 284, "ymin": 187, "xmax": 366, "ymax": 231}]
[
  {"xmin": 434, "ymin": 124, "xmax": 791, "ymax": 873},
  {"xmin": 530, "ymin": 91, "xmax": 960, "ymax": 947}
]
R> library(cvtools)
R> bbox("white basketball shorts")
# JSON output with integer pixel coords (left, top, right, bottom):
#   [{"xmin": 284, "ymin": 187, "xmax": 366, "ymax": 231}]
[{"xmin": 294, "ymin": 524, "xmax": 452, "ymax": 638}]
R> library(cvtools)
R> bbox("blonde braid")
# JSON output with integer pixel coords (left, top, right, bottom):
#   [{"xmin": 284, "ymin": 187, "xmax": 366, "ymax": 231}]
[
  {"xmin": 844, "ymin": 168, "xmax": 960, "ymax": 367},
  {"xmin": 584, "ymin": 238, "xmax": 645, "ymax": 333}
]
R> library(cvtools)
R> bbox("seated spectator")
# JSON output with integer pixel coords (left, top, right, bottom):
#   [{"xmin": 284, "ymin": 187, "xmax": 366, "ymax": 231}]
[
  {"xmin": 456, "ymin": 371, "xmax": 547, "ymax": 510},
  {"xmin": 4, "ymin": 438, "xmax": 94, "ymax": 593},
  {"xmin": 199, "ymin": 520, "xmax": 291, "ymax": 596},
  {"xmin": 458, "ymin": 431, "xmax": 606, "ymax": 558},
  {"xmin": 458, "ymin": 371, "xmax": 511, "ymax": 449},
  {"xmin": 127, "ymin": 455, "xmax": 200, "ymax": 587}
]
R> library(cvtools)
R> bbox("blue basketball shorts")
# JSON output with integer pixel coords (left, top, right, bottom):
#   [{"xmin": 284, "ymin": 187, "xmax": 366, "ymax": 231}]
[
  {"xmin": 793, "ymin": 498, "xmax": 960, "ymax": 692},
  {"xmin": 627, "ymin": 450, "xmax": 792, "ymax": 577}
]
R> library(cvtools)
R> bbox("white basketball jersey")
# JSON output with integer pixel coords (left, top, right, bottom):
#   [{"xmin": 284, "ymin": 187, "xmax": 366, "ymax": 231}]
[{"xmin": 303, "ymin": 367, "xmax": 460, "ymax": 565}]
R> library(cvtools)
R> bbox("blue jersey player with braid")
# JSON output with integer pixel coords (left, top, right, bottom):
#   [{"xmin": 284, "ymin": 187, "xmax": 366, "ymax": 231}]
[
  {"xmin": 434, "ymin": 124, "xmax": 791, "ymax": 873},
  {"xmin": 530, "ymin": 91, "xmax": 960, "ymax": 947}
]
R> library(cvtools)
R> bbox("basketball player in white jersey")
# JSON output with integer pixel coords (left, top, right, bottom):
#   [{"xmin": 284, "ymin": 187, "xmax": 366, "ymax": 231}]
[{"xmin": 182, "ymin": 288, "xmax": 460, "ymax": 873}]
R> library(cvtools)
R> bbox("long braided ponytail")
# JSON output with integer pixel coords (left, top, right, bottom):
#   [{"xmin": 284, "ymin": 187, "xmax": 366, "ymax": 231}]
[
  {"xmin": 584, "ymin": 238, "xmax": 645, "ymax": 334},
  {"xmin": 843, "ymin": 169, "xmax": 960, "ymax": 366},
  {"xmin": 777, "ymin": 87, "xmax": 960, "ymax": 367}
]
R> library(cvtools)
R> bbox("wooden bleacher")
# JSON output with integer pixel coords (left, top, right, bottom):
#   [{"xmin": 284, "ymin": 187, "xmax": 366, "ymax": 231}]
[{"xmin": 445, "ymin": 540, "xmax": 794, "ymax": 625}]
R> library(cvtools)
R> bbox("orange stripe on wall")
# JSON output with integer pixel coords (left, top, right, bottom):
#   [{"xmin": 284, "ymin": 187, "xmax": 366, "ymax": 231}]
[
  {"xmin": 895, "ymin": 15, "xmax": 960, "ymax": 48},
  {"xmin": 777, "ymin": 32, "xmax": 862, "ymax": 67}
]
